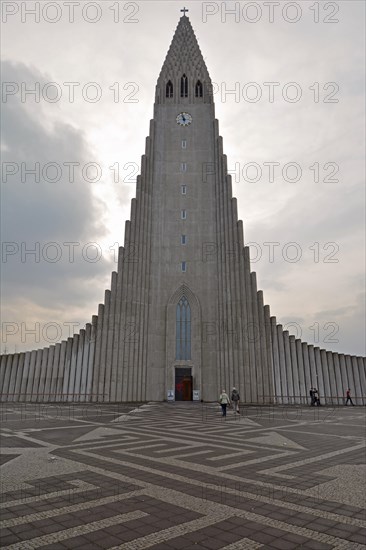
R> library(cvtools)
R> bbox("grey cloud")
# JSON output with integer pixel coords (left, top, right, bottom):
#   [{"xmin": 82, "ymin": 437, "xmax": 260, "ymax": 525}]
[{"xmin": 1, "ymin": 61, "xmax": 110, "ymax": 314}]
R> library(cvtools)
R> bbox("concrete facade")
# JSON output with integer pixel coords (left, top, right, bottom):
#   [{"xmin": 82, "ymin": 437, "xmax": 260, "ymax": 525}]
[{"xmin": 1, "ymin": 16, "xmax": 365, "ymax": 404}]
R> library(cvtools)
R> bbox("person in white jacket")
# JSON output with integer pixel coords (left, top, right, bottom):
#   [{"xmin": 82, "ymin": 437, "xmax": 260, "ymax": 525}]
[{"xmin": 219, "ymin": 390, "xmax": 231, "ymax": 417}]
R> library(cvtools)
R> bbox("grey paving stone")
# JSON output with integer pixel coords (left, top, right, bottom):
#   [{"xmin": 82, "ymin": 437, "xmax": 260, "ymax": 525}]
[{"xmin": 0, "ymin": 404, "xmax": 365, "ymax": 550}]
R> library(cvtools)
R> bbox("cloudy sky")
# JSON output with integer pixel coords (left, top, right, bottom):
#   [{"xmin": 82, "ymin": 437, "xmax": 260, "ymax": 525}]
[{"xmin": 1, "ymin": 0, "xmax": 365, "ymax": 356}]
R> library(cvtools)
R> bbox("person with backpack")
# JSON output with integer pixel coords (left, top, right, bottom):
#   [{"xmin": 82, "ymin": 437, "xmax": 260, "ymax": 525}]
[
  {"xmin": 309, "ymin": 387, "xmax": 315, "ymax": 406},
  {"xmin": 231, "ymin": 387, "xmax": 240, "ymax": 414}
]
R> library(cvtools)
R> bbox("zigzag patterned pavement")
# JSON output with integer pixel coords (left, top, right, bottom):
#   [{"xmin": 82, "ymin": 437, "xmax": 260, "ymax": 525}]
[{"xmin": 1, "ymin": 402, "xmax": 365, "ymax": 549}]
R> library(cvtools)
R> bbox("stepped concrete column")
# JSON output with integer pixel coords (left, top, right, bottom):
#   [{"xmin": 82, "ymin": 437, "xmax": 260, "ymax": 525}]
[
  {"xmin": 339, "ymin": 354, "xmax": 348, "ymax": 396},
  {"xmin": 50, "ymin": 343, "xmax": 61, "ymax": 402},
  {"xmin": 250, "ymin": 272, "xmax": 263, "ymax": 402},
  {"xmin": 86, "ymin": 317, "xmax": 97, "ymax": 402},
  {"xmin": 326, "ymin": 351, "xmax": 337, "ymax": 404},
  {"xmin": 1, "ymin": 353, "xmax": 14, "ymax": 401},
  {"xmin": 91, "ymin": 304, "xmax": 104, "ymax": 402},
  {"xmin": 351, "ymin": 355, "xmax": 362, "ymax": 405},
  {"xmin": 295, "ymin": 339, "xmax": 306, "ymax": 404},
  {"xmin": 2, "ymin": 354, "xmax": 15, "ymax": 402},
  {"xmin": 301, "ymin": 343, "xmax": 311, "ymax": 405},
  {"xmin": 244, "ymin": 247, "xmax": 256, "ymax": 403},
  {"xmin": 56, "ymin": 341, "xmax": 67, "ymax": 401},
  {"xmin": 31, "ymin": 349, "xmax": 43, "ymax": 402},
  {"xmin": 38, "ymin": 348, "xmax": 49, "ymax": 401},
  {"xmin": 320, "ymin": 349, "xmax": 331, "ymax": 404},
  {"xmin": 357, "ymin": 356, "xmax": 366, "ymax": 405},
  {"xmin": 105, "ymin": 273, "xmax": 118, "ymax": 402},
  {"xmin": 20, "ymin": 351, "xmax": 31, "ymax": 402},
  {"xmin": 67, "ymin": 335, "xmax": 79, "ymax": 402},
  {"xmin": 74, "ymin": 330, "xmax": 85, "ymax": 402},
  {"xmin": 263, "ymin": 305, "xmax": 274, "ymax": 403},
  {"xmin": 277, "ymin": 325, "xmax": 287, "ymax": 404},
  {"xmin": 345, "ymin": 355, "xmax": 355, "ymax": 398},
  {"xmin": 237, "ymin": 221, "xmax": 251, "ymax": 403},
  {"xmin": 308, "ymin": 345, "xmax": 317, "ymax": 393},
  {"xmin": 0, "ymin": 354, "xmax": 8, "ymax": 397},
  {"xmin": 289, "ymin": 335, "xmax": 300, "ymax": 404},
  {"xmin": 62, "ymin": 338, "xmax": 73, "ymax": 402},
  {"xmin": 80, "ymin": 324, "xmax": 91, "ymax": 402},
  {"xmin": 257, "ymin": 292, "xmax": 270, "ymax": 403},
  {"xmin": 43, "ymin": 346, "xmax": 55, "ymax": 402},
  {"xmin": 12, "ymin": 353, "xmax": 25, "ymax": 402},
  {"xmin": 332, "ymin": 353, "xmax": 343, "ymax": 405},
  {"xmin": 283, "ymin": 331, "xmax": 293, "ymax": 404},
  {"xmin": 99, "ymin": 290, "xmax": 111, "ymax": 402},
  {"xmin": 270, "ymin": 317, "xmax": 281, "ymax": 404},
  {"xmin": 314, "ymin": 347, "xmax": 325, "ymax": 403},
  {"xmin": 111, "ymin": 250, "xmax": 124, "ymax": 403}
]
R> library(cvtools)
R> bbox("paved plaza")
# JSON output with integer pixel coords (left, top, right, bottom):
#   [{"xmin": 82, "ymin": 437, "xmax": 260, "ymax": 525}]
[{"xmin": 0, "ymin": 402, "xmax": 365, "ymax": 549}]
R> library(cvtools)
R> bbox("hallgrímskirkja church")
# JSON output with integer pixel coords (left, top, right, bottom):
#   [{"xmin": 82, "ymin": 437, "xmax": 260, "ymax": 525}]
[{"xmin": 1, "ymin": 12, "xmax": 365, "ymax": 405}]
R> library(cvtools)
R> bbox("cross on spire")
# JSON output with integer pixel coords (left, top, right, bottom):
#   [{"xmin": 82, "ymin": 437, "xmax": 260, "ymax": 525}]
[{"xmin": 180, "ymin": 7, "xmax": 189, "ymax": 16}]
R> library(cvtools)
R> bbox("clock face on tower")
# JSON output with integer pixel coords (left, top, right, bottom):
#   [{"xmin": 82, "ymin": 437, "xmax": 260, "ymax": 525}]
[{"xmin": 176, "ymin": 112, "xmax": 192, "ymax": 126}]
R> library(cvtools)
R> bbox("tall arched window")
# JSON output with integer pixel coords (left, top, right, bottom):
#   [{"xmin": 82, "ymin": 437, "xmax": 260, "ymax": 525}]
[
  {"xmin": 195, "ymin": 80, "xmax": 203, "ymax": 98},
  {"xmin": 180, "ymin": 74, "xmax": 188, "ymax": 98},
  {"xmin": 176, "ymin": 296, "xmax": 191, "ymax": 360},
  {"xmin": 166, "ymin": 80, "xmax": 173, "ymax": 98}
]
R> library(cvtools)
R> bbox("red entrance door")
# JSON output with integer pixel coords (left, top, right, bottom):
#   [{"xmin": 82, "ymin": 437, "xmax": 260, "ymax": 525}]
[
  {"xmin": 182, "ymin": 376, "xmax": 192, "ymax": 401},
  {"xmin": 175, "ymin": 368, "xmax": 192, "ymax": 401}
]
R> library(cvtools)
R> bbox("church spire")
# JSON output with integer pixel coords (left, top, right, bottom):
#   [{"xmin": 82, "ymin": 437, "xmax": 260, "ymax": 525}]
[{"xmin": 155, "ymin": 14, "xmax": 213, "ymax": 104}]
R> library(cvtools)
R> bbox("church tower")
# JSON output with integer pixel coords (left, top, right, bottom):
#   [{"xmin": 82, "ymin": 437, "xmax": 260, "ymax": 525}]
[
  {"xmin": 110, "ymin": 12, "xmax": 275, "ymax": 403},
  {"xmin": 1, "ymin": 13, "xmax": 365, "ymax": 405},
  {"xmin": 142, "ymin": 12, "xmax": 276, "ymax": 403},
  {"xmin": 145, "ymin": 13, "xmax": 278, "ymax": 403},
  {"xmin": 98, "ymin": 12, "xmax": 266, "ymax": 404}
]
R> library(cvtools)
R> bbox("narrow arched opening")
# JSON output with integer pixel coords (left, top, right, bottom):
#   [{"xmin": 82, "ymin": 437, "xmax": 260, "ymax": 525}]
[
  {"xmin": 195, "ymin": 80, "xmax": 203, "ymax": 98},
  {"xmin": 176, "ymin": 296, "xmax": 191, "ymax": 360},
  {"xmin": 180, "ymin": 74, "xmax": 188, "ymax": 98},
  {"xmin": 166, "ymin": 80, "xmax": 173, "ymax": 98}
]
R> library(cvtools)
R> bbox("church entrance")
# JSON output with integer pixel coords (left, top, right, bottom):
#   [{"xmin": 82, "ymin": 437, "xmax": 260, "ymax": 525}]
[{"xmin": 175, "ymin": 367, "xmax": 192, "ymax": 401}]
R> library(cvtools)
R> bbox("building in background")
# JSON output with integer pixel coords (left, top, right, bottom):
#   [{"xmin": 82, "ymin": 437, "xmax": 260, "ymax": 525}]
[{"xmin": 1, "ymin": 13, "xmax": 365, "ymax": 404}]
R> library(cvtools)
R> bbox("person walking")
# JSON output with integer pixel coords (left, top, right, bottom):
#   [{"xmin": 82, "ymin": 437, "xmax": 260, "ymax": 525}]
[
  {"xmin": 309, "ymin": 387, "xmax": 315, "ymax": 406},
  {"xmin": 313, "ymin": 388, "xmax": 321, "ymax": 406},
  {"xmin": 345, "ymin": 388, "xmax": 355, "ymax": 406},
  {"xmin": 219, "ymin": 389, "xmax": 230, "ymax": 417},
  {"xmin": 231, "ymin": 387, "xmax": 240, "ymax": 414}
]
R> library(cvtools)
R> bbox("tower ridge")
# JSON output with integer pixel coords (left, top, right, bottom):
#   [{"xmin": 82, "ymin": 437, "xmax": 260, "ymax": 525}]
[{"xmin": 155, "ymin": 15, "xmax": 212, "ymax": 105}]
